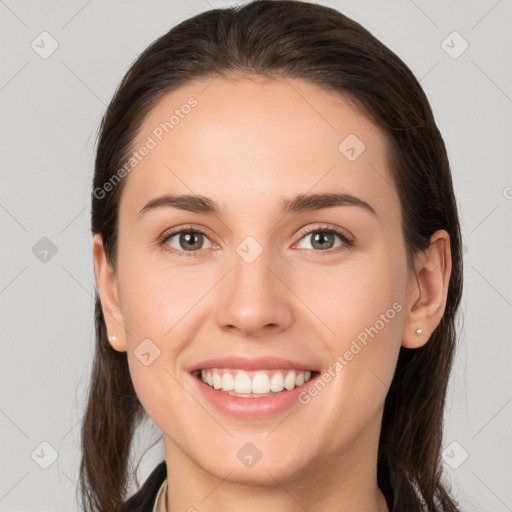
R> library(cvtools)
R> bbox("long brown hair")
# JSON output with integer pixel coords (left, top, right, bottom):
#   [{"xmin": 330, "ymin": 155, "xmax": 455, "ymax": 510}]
[{"xmin": 79, "ymin": 1, "xmax": 464, "ymax": 510}]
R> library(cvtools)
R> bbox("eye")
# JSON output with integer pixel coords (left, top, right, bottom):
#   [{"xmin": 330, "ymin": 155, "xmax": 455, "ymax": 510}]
[
  {"xmin": 157, "ymin": 223, "xmax": 354, "ymax": 257},
  {"xmin": 159, "ymin": 225, "xmax": 215, "ymax": 257},
  {"xmin": 293, "ymin": 224, "xmax": 354, "ymax": 253}
]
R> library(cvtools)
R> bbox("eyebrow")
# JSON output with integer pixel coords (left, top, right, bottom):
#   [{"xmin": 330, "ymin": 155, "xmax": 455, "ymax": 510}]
[{"xmin": 136, "ymin": 191, "xmax": 377, "ymax": 220}]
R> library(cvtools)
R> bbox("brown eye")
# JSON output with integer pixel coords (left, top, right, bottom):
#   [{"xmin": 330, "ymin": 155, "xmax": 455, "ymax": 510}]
[
  {"xmin": 294, "ymin": 226, "xmax": 353, "ymax": 253},
  {"xmin": 309, "ymin": 231, "xmax": 337, "ymax": 250},
  {"xmin": 161, "ymin": 229, "xmax": 214, "ymax": 255},
  {"xmin": 177, "ymin": 232, "xmax": 205, "ymax": 251}
]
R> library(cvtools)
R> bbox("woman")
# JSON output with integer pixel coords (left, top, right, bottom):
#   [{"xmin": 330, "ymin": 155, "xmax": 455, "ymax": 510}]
[{"xmin": 79, "ymin": 1, "xmax": 463, "ymax": 511}]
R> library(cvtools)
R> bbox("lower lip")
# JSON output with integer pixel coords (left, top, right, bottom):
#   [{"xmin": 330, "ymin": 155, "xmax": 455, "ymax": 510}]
[{"xmin": 189, "ymin": 371, "xmax": 321, "ymax": 419}]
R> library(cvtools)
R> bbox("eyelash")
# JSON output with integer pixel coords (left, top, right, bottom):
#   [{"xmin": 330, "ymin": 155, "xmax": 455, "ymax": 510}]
[{"xmin": 157, "ymin": 223, "xmax": 354, "ymax": 257}]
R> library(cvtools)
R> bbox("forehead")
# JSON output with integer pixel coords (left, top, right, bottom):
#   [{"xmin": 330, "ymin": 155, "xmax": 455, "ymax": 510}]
[{"xmin": 120, "ymin": 76, "xmax": 398, "ymax": 223}]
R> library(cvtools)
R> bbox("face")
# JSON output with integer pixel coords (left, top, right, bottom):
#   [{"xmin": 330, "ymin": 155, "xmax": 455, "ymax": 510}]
[{"xmin": 96, "ymin": 76, "xmax": 419, "ymax": 486}]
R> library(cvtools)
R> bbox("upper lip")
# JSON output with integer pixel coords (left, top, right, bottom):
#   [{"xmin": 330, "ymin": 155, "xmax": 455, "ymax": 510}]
[{"xmin": 189, "ymin": 356, "xmax": 318, "ymax": 373}]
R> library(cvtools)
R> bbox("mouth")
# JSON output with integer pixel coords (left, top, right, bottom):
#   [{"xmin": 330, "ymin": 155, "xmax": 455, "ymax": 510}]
[{"xmin": 191, "ymin": 368, "xmax": 321, "ymax": 398}]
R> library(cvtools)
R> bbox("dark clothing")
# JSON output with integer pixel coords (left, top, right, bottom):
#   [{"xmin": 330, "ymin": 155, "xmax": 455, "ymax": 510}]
[
  {"xmin": 124, "ymin": 459, "xmax": 421, "ymax": 511},
  {"xmin": 123, "ymin": 461, "xmax": 166, "ymax": 512}
]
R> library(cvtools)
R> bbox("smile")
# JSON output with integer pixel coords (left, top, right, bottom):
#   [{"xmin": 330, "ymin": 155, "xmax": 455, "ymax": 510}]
[{"xmin": 194, "ymin": 368, "xmax": 318, "ymax": 397}]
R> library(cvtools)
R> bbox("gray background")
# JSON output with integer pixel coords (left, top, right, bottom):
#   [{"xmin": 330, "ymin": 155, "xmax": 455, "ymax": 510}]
[{"xmin": 1, "ymin": 0, "xmax": 511, "ymax": 510}]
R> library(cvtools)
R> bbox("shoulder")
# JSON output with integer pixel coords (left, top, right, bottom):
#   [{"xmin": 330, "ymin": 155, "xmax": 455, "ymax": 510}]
[{"xmin": 123, "ymin": 461, "xmax": 167, "ymax": 512}]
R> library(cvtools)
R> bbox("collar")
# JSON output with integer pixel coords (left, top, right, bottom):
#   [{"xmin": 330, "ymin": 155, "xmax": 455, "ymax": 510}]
[{"xmin": 153, "ymin": 477, "xmax": 167, "ymax": 512}]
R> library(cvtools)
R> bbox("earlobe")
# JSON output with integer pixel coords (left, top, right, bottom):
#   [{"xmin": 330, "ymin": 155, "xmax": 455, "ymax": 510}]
[
  {"xmin": 92, "ymin": 233, "xmax": 127, "ymax": 352},
  {"xmin": 401, "ymin": 230, "xmax": 452, "ymax": 349}
]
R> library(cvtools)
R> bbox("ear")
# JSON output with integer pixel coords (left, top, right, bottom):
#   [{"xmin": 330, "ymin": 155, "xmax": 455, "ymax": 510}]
[
  {"xmin": 401, "ymin": 229, "xmax": 452, "ymax": 349},
  {"xmin": 92, "ymin": 233, "xmax": 127, "ymax": 352}
]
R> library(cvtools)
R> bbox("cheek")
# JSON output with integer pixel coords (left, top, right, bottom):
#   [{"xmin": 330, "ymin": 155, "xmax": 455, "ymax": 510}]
[
  {"xmin": 293, "ymin": 248, "xmax": 405, "ymax": 405},
  {"xmin": 116, "ymin": 253, "xmax": 212, "ymax": 419},
  {"xmin": 292, "ymin": 248, "xmax": 404, "ymax": 341},
  {"xmin": 117, "ymin": 248, "xmax": 204, "ymax": 336}
]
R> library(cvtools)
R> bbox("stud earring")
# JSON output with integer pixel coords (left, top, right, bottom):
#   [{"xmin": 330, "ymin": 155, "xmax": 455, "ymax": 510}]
[
  {"xmin": 109, "ymin": 333, "xmax": 117, "ymax": 342},
  {"xmin": 415, "ymin": 328, "xmax": 423, "ymax": 336}
]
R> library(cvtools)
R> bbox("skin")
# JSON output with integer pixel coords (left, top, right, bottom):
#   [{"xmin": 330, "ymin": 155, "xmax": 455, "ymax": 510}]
[{"xmin": 93, "ymin": 75, "xmax": 452, "ymax": 512}]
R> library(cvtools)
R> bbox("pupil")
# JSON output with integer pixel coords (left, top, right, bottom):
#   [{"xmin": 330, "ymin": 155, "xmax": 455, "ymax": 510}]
[
  {"xmin": 181, "ymin": 232, "xmax": 202, "ymax": 250},
  {"xmin": 312, "ymin": 231, "xmax": 333, "ymax": 250}
]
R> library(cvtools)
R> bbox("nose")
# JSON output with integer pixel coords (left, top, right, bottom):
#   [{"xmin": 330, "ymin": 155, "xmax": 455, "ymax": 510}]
[{"xmin": 214, "ymin": 244, "xmax": 294, "ymax": 337}]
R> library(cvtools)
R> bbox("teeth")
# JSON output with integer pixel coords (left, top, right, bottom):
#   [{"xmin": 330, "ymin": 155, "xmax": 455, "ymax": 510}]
[
  {"xmin": 212, "ymin": 371, "xmax": 222, "ymax": 390},
  {"xmin": 252, "ymin": 373, "xmax": 270, "ymax": 394},
  {"xmin": 234, "ymin": 371, "xmax": 252, "ymax": 393},
  {"xmin": 284, "ymin": 370, "xmax": 296, "ymax": 390},
  {"xmin": 199, "ymin": 368, "xmax": 313, "ymax": 395},
  {"xmin": 221, "ymin": 371, "xmax": 234, "ymax": 391},
  {"xmin": 270, "ymin": 372, "xmax": 285, "ymax": 392}
]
